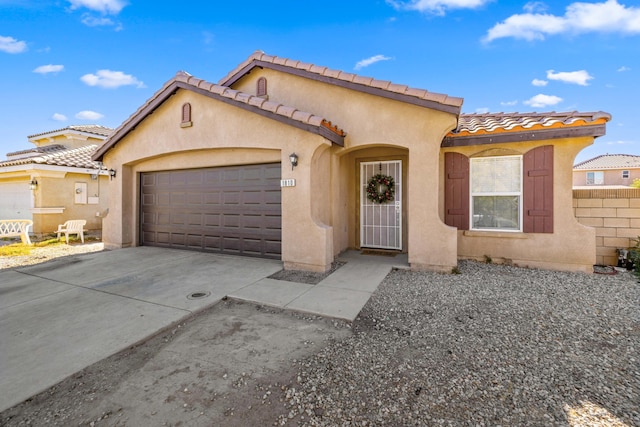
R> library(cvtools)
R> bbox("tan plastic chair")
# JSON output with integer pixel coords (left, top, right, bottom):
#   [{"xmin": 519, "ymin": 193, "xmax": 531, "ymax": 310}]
[{"xmin": 56, "ymin": 220, "xmax": 86, "ymax": 244}]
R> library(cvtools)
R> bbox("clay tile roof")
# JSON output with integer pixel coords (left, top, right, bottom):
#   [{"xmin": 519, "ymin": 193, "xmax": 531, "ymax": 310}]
[
  {"xmin": 6, "ymin": 144, "xmax": 67, "ymax": 158},
  {"xmin": 452, "ymin": 111, "xmax": 611, "ymax": 136},
  {"xmin": 27, "ymin": 125, "xmax": 113, "ymax": 139},
  {"xmin": 573, "ymin": 154, "xmax": 640, "ymax": 170},
  {"xmin": 442, "ymin": 111, "xmax": 611, "ymax": 147},
  {"xmin": 93, "ymin": 71, "xmax": 347, "ymax": 161},
  {"xmin": 218, "ymin": 51, "xmax": 463, "ymax": 114},
  {"xmin": 0, "ymin": 144, "xmax": 105, "ymax": 169}
]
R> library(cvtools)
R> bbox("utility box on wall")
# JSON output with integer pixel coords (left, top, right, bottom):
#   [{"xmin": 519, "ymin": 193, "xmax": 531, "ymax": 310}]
[{"xmin": 74, "ymin": 182, "xmax": 87, "ymax": 204}]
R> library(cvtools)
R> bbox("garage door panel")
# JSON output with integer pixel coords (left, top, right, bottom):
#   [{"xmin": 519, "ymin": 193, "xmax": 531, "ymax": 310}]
[
  {"xmin": 141, "ymin": 164, "xmax": 281, "ymax": 259},
  {"xmin": 204, "ymin": 192, "xmax": 222, "ymax": 205},
  {"xmin": 204, "ymin": 213, "xmax": 220, "ymax": 227}
]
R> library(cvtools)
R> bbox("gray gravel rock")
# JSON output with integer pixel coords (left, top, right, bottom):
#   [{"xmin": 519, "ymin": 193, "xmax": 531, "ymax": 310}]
[{"xmin": 275, "ymin": 260, "xmax": 640, "ymax": 426}]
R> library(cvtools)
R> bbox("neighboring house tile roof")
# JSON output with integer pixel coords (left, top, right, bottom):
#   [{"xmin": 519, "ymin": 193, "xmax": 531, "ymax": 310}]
[
  {"xmin": 27, "ymin": 125, "xmax": 114, "ymax": 139},
  {"xmin": 6, "ymin": 144, "xmax": 67, "ymax": 158},
  {"xmin": 442, "ymin": 111, "xmax": 611, "ymax": 147},
  {"xmin": 0, "ymin": 144, "xmax": 105, "ymax": 170},
  {"xmin": 219, "ymin": 51, "xmax": 464, "ymax": 115},
  {"xmin": 574, "ymin": 154, "xmax": 640, "ymax": 170},
  {"xmin": 93, "ymin": 71, "xmax": 348, "ymax": 161}
]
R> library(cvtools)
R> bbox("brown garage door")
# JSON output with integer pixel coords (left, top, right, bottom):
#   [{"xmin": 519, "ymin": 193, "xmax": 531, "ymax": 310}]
[{"xmin": 140, "ymin": 163, "xmax": 281, "ymax": 259}]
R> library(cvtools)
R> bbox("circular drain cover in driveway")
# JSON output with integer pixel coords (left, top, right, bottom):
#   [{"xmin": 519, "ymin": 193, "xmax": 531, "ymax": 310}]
[{"xmin": 187, "ymin": 291, "xmax": 211, "ymax": 300}]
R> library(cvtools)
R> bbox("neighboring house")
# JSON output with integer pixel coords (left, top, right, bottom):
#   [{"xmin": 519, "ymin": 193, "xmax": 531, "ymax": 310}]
[
  {"xmin": 573, "ymin": 154, "xmax": 640, "ymax": 188},
  {"xmin": 93, "ymin": 51, "xmax": 610, "ymax": 273},
  {"xmin": 0, "ymin": 125, "xmax": 113, "ymax": 236}
]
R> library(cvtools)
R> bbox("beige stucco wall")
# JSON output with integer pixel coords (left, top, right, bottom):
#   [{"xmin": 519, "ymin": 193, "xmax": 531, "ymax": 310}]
[
  {"xmin": 30, "ymin": 171, "xmax": 109, "ymax": 234},
  {"xmin": 101, "ymin": 89, "xmax": 335, "ymax": 271},
  {"xmin": 232, "ymin": 68, "xmax": 459, "ymax": 272},
  {"xmin": 442, "ymin": 137, "xmax": 597, "ymax": 273},
  {"xmin": 573, "ymin": 188, "xmax": 640, "ymax": 265},
  {"xmin": 102, "ymin": 66, "xmax": 459, "ymax": 272},
  {"xmin": 0, "ymin": 169, "xmax": 109, "ymax": 235},
  {"xmin": 573, "ymin": 168, "xmax": 640, "ymax": 187}
]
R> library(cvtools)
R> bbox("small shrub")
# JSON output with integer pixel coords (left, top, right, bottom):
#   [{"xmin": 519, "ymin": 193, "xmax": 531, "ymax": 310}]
[
  {"xmin": 631, "ymin": 178, "xmax": 640, "ymax": 189},
  {"xmin": 484, "ymin": 254, "xmax": 492, "ymax": 264},
  {"xmin": 35, "ymin": 238, "xmax": 64, "ymax": 247},
  {"xmin": 451, "ymin": 266, "xmax": 461, "ymax": 274},
  {"xmin": 0, "ymin": 243, "xmax": 32, "ymax": 257}
]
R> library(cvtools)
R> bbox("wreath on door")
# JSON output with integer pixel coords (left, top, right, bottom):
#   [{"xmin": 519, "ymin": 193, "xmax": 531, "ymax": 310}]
[{"xmin": 366, "ymin": 174, "xmax": 395, "ymax": 204}]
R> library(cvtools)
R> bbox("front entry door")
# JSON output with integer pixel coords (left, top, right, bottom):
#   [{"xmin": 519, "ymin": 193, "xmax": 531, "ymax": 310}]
[{"xmin": 360, "ymin": 160, "xmax": 402, "ymax": 250}]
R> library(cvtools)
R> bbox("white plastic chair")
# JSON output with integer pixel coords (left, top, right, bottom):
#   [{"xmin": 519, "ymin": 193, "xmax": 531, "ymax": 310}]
[{"xmin": 56, "ymin": 220, "xmax": 86, "ymax": 244}]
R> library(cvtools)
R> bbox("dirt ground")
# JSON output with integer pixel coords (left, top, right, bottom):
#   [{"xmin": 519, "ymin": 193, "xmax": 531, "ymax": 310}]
[{"xmin": 0, "ymin": 300, "xmax": 352, "ymax": 426}]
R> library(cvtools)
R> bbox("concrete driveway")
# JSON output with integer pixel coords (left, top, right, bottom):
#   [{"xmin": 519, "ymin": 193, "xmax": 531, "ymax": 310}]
[
  {"xmin": 0, "ymin": 247, "xmax": 402, "ymax": 412},
  {"xmin": 0, "ymin": 247, "xmax": 283, "ymax": 412}
]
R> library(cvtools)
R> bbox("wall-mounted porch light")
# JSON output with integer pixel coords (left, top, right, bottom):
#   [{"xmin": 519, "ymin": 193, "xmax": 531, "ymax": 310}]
[
  {"xmin": 108, "ymin": 169, "xmax": 116, "ymax": 179},
  {"xmin": 289, "ymin": 153, "xmax": 298, "ymax": 170},
  {"xmin": 29, "ymin": 179, "xmax": 37, "ymax": 190}
]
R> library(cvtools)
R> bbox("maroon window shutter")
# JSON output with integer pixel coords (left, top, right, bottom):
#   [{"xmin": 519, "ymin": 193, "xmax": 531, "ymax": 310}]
[
  {"xmin": 523, "ymin": 145, "xmax": 553, "ymax": 233},
  {"xmin": 444, "ymin": 152, "xmax": 470, "ymax": 230}
]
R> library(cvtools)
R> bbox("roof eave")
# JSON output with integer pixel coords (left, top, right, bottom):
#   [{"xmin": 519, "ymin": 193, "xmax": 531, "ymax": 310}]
[
  {"xmin": 221, "ymin": 59, "xmax": 462, "ymax": 116},
  {"xmin": 92, "ymin": 79, "xmax": 345, "ymax": 162},
  {"xmin": 441, "ymin": 124, "xmax": 607, "ymax": 148}
]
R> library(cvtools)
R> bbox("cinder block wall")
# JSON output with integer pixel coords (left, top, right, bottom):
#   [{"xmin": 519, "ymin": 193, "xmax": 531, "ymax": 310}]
[{"xmin": 573, "ymin": 188, "xmax": 640, "ymax": 265}]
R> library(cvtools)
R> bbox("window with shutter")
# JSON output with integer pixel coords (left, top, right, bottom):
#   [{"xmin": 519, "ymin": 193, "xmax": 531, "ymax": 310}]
[
  {"xmin": 444, "ymin": 152, "xmax": 469, "ymax": 230},
  {"xmin": 523, "ymin": 145, "xmax": 553, "ymax": 233},
  {"xmin": 445, "ymin": 146, "xmax": 554, "ymax": 234},
  {"xmin": 470, "ymin": 155, "xmax": 522, "ymax": 231}
]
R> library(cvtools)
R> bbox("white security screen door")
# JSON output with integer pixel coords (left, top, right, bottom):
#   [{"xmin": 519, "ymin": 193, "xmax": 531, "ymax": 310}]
[{"xmin": 360, "ymin": 160, "xmax": 402, "ymax": 250}]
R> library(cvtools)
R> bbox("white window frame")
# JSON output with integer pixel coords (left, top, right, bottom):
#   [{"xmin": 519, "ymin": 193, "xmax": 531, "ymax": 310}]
[
  {"xmin": 586, "ymin": 171, "xmax": 604, "ymax": 185},
  {"xmin": 470, "ymin": 155, "xmax": 522, "ymax": 232},
  {"xmin": 622, "ymin": 170, "xmax": 630, "ymax": 179}
]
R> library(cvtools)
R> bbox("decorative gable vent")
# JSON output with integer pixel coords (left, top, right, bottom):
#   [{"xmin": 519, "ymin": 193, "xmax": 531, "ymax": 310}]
[
  {"xmin": 181, "ymin": 102, "xmax": 192, "ymax": 127},
  {"xmin": 256, "ymin": 77, "xmax": 268, "ymax": 98}
]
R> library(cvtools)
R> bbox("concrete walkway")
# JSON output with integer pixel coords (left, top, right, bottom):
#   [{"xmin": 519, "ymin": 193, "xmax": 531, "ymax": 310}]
[{"xmin": 0, "ymin": 247, "xmax": 407, "ymax": 411}]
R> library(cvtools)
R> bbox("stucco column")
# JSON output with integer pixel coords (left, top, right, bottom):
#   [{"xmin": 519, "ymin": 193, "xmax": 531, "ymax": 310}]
[
  {"xmin": 408, "ymin": 146, "xmax": 458, "ymax": 272},
  {"xmin": 281, "ymin": 141, "xmax": 333, "ymax": 272},
  {"xmin": 102, "ymin": 164, "xmax": 134, "ymax": 250}
]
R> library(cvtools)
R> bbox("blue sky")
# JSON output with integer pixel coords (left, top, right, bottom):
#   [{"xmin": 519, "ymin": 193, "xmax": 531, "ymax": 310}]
[{"xmin": 1, "ymin": 0, "xmax": 638, "ymax": 163}]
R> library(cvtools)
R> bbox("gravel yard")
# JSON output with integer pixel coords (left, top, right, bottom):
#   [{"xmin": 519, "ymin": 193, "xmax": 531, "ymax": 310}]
[
  {"xmin": 276, "ymin": 261, "xmax": 639, "ymax": 426},
  {"xmin": 1, "ymin": 248, "xmax": 638, "ymax": 426}
]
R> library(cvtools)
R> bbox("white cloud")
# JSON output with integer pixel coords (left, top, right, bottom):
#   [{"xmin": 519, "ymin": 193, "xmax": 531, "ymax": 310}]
[
  {"xmin": 523, "ymin": 94, "xmax": 563, "ymax": 108},
  {"xmin": 354, "ymin": 54, "xmax": 393, "ymax": 70},
  {"xmin": 546, "ymin": 69, "xmax": 593, "ymax": 85},
  {"xmin": 68, "ymin": 0, "xmax": 127, "ymax": 14},
  {"xmin": 606, "ymin": 139, "xmax": 634, "ymax": 145},
  {"xmin": 80, "ymin": 69, "xmax": 145, "ymax": 89},
  {"xmin": 523, "ymin": 1, "xmax": 547, "ymax": 14},
  {"xmin": 500, "ymin": 100, "xmax": 518, "ymax": 106},
  {"xmin": 202, "ymin": 31, "xmax": 214, "ymax": 45},
  {"xmin": 617, "ymin": 65, "xmax": 631, "ymax": 72},
  {"xmin": 75, "ymin": 110, "xmax": 104, "ymax": 120},
  {"xmin": 0, "ymin": 35, "xmax": 27, "ymax": 53},
  {"xmin": 52, "ymin": 113, "xmax": 68, "ymax": 121},
  {"xmin": 532, "ymin": 78, "xmax": 548, "ymax": 86},
  {"xmin": 484, "ymin": 0, "xmax": 640, "ymax": 42},
  {"xmin": 81, "ymin": 15, "xmax": 114, "ymax": 26},
  {"xmin": 475, "ymin": 107, "xmax": 490, "ymax": 114},
  {"xmin": 386, "ymin": 0, "xmax": 491, "ymax": 15},
  {"xmin": 33, "ymin": 64, "xmax": 64, "ymax": 74}
]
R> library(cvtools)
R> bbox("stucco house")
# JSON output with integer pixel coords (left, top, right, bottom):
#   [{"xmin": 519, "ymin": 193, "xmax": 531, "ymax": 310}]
[
  {"xmin": 0, "ymin": 125, "xmax": 113, "ymax": 236},
  {"xmin": 93, "ymin": 51, "xmax": 610, "ymax": 273},
  {"xmin": 573, "ymin": 154, "xmax": 640, "ymax": 188}
]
